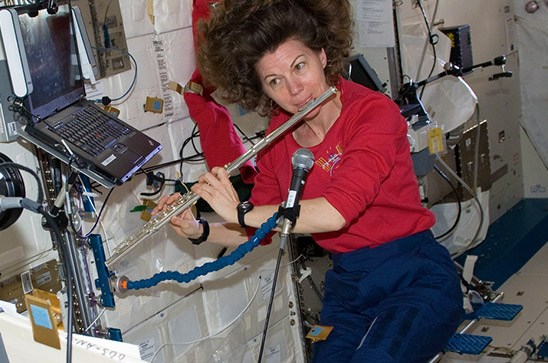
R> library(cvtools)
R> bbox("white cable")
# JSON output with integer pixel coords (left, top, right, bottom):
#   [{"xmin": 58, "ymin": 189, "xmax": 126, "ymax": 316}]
[
  {"xmin": 150, "ymin": 254, "xmax": 302, "ymax": 361},
  {"xmin": 0, "ymin": 244, "xmax": 54, "ymax": 278},
  {"xmin": 150, "ymin": 275, "xmax": 263, "ymax": 362},
  {"xmin": 435, "ymin": 102, "xmax": 483, "ymax": 250},
  {"xmin": 260, "ymin": 253, "xmax": 303, "ymax": 271},
  {"xmin": 472, "ymin": 103, "xmax": 481, "ymax": 195},
  {"xmin": 434, "ymin": 154, "xmax": 485, "ymax": 248},
  {"xmin": 83, "ymin": 307, "xmax": 106, "ymax": 333}
]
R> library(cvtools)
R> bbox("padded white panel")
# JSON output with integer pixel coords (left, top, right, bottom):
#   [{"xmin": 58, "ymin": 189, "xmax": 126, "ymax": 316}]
[{"xmin": 0, "ymin": 8, "xmax": 32, "ymax": 97}]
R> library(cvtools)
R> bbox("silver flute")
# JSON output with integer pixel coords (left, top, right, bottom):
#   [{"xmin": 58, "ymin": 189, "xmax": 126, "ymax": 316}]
[{"xmin": 105, "ymin": 87, "xmax": 337, "ymax": 269}]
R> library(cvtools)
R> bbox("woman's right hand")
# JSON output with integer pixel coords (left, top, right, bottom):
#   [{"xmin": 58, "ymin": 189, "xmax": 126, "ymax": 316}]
[{"xmin": 151, "ymin": 194, "xmax": 203, "ymax": 240}]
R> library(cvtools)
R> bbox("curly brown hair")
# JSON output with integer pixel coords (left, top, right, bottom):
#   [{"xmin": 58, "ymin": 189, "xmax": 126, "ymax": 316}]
[{"xmin": 197, "ymin": 0, "xmax": 353, "ymax": 116}]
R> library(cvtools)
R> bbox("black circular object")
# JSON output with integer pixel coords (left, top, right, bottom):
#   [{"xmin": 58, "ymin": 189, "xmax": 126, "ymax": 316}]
[{"xmin": 0, "ymin": 152, "xmax": 26, "ymax": 231}]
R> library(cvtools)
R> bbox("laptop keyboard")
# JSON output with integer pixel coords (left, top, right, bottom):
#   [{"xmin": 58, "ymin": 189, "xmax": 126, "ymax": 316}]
[{"xmin": 51, "ymin": 106, "xmax": 133, "ymax": 157}]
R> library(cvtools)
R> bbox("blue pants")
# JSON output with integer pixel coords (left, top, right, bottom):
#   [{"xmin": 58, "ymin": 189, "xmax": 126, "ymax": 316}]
[{"xmin": 312, "ymin": 231, "xmax": 463, "ymax": 363}]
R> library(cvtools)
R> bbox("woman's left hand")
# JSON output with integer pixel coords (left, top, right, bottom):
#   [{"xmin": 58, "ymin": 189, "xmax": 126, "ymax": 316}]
[{"xmin": 191, "ymin": 167, "xmax": 240, "ymax": 224}]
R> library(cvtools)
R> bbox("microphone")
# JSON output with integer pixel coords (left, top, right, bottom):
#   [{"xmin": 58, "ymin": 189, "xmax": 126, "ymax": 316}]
[
  {"xmin": 287, "ymin": 148, "xmax": 315, "ymax": 208},
  {"xmin": 279, "ymin": 148, "xmax": 314, "ymax": 234}
]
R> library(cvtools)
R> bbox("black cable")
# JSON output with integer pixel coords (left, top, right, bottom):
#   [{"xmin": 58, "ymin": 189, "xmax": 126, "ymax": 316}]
[
  {"xmin": 136, "ymin": 153, "xmax": 205, "ymax": 175},
  {"xmin": 88, "ymin": 181, "xmax": 103, "ymax": 195},
  {"xmin": 110, "ymin": 49, "xmax": 138, "ymax": 102},
  {"xmin": 299, "ymin": 259, "xmax": 323, "ymax": 302},
  {"xmin": 248, "ymin": 133, "xmax": 264, "ymax": 143},
  {"xmin": 140, "ymin": 171, "xmax": 167, "ymax": 197},
  {"xmin": 189, "ymin": 123, "xmax": 204, "ymax": 156},
  {"xmin": 432, "ymin": 164, "xmax": 462, "ymax": 240},
  {"xmin": 139, "ymin": 121, "xmax": 166, "ymax": 133},
  {"xmin": 190, "ymin": 138, "xmax": 203, "ymax": 161},
  {"xmin": 257, "ymin": 246, "xmax": 285, "ymax": 363},
  {"xmin": 233, "ymin": 123, "xmax": 256, "ymax": 146},
  {"xmin": 7, "ymin": 95, "xmax": 42, "ymax": 126},
  {"xmin": 103, "ymin": 0, "xmax": 113, "ymax": 24},
  {"xmin": 416, "ymin": 0, "xmax": 439, "ymax": 99},
  {"xmin": 140, "ymin": 123, "xmax": 263, "ymax": 177},
  {"xmin": 179, "ymin": 124, "xmax": 199, "ymax": 166},
  {"xmin": 138, "ymin": 122, "xmax": 261, "ymax": 179},
  {"xmin": 91, "ymin": 46, "xmax": 138, "ymax": 103},
  {"xmin": 42, "ymin": 211, "xmax": 74, "ymax": 363},
  {"xmin": 81, "ymin": 187, "xmax": 115, "ymax": 238},
  {"xmin": 179, "ymin": 123, "xmax": 204, "ymax": 176}
]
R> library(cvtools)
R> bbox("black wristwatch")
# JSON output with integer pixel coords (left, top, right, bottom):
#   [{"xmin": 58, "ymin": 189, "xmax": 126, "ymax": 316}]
[
  {"xmin": 237, "ymin": 200, "xmax": 254, "ymax": 228},
  {"xmin": 188, "ymin": 218, "xmax": 210, "ymax": 245}
]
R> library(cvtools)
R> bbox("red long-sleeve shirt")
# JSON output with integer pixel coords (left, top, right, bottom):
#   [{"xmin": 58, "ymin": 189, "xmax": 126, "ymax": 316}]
[{"xmin": 250, "ymin": 78, "xmax": 435, "ymax": 253}]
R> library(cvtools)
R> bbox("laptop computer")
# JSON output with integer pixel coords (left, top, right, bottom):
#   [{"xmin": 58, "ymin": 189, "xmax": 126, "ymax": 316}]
[{"xmin": 10, "ymin": 4, "xmax": 162, "ymax": 187}]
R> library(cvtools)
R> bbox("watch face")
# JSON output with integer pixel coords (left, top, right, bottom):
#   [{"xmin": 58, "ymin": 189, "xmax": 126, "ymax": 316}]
[
  {"xmin": 237, "ymin": 201, "xmax": 254, "ymax": 228},
  {"xmin": 239, "ymin": 201, "xmax": 253, "ymax": 212}
]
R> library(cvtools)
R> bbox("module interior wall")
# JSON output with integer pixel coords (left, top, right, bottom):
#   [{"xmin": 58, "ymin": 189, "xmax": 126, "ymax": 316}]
[{"xmin": 397, "ymin": 0, "xmax": 524, "ymax": 223}]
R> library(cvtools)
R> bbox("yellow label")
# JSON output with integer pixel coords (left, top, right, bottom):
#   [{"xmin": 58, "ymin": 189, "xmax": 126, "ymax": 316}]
[
  {"xmin": 144, "ymin": 97, "xmax": 164, "ymax": 113},
  {"xmin": 25, "ymin": 293, "xmax": 61, "ymax": 349},
  {"xmin": 306, "ymin": 325, "xmax": 334, "ymax": 342},
  {"xmin": 428, "ymin": 127, "xmax": 444, "ymax": 154}
]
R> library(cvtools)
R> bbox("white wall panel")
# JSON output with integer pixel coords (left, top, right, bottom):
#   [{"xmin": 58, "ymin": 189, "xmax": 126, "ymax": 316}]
[
  {"xmin": 521, "ymin": 128, "xmax": 548, "ymax": 198},
  {"xmin": 152, "ymin": 0, "xmax": 193, "ymax": 34},
  {"xmin": 119, "ymin": 0, "xmax": 155, "ymax": 39},
  {"xmin": 512, "ymin": 0, "xmax": 548, "ymax": 197}
]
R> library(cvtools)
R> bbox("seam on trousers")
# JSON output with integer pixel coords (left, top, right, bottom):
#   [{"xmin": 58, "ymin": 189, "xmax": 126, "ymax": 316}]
[
  {"xmin": 355, "ymin": 316, "xmax": 378, "ymax": 351},
  {"xmin": 368, "ymin": 306, "xmax": 395, "ymax": 348}
]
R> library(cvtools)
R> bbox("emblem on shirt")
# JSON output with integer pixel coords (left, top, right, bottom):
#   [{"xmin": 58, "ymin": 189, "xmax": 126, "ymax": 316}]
[{"xmin": 315, "ymin": 145, "xmax": 343, "ymax": 176}]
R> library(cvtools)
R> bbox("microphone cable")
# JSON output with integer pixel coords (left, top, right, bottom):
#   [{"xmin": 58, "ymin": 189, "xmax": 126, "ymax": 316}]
[
  {"xmin": 41, "ymin": 210, "xmax": 75, "ymax": 363},
  {"xmin": 257, "ymin": 233, "xmax": 289, "ymax": 363}
]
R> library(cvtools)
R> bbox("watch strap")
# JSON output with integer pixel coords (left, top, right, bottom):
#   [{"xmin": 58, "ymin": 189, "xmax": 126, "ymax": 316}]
[
  {"xmin": 188, "ymin": 218, "xmax": 209, "ymax": 245},
  {"xmin": 238, "ymin": 207, "xmax": 246, "ymax": 228},
  {"xmin": 237, "ymin": 201, "xmax": 254, "ymax": 228}
]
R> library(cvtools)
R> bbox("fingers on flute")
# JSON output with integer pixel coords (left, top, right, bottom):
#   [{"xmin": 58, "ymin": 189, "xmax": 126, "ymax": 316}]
[
  {"xmin": 151, "ymin": 196, "xmax": 168, "ymax": 215},
  {"xmin": 210, "ymin": 166, "xmax": 225, "ymax": 177},
  {"xmin": 193, "ymin": 173, "xmax": 217, "ymax": 197},
  {"xmin": 212, "ymin": 168, "xmax": 230, "ymax": 183},
  {"xmin": 210, "ymin": 168, "xmax": 238, "ymax": 199},
  {"xmin": 170, "ymin": 213, "xmax": 199, "ymax": 237},
  {"xmin": 151, "ymin": 193, "xmax": 180, "ymax": 215},
  {"xmin": 202, "ymin": 172, "xmax": 221, "ymax": 187}
]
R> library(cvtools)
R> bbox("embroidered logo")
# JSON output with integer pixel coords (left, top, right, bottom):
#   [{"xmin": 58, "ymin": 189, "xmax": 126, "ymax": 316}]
[{"xmin": 315, "ymin": 145, "xmax": 343, "ymax": 175}]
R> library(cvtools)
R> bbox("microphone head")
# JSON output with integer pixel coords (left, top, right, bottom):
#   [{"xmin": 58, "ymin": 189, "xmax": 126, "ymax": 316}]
[{"xmin": 292, "ymin": 148, "xmax": 315, "ymax": 171}]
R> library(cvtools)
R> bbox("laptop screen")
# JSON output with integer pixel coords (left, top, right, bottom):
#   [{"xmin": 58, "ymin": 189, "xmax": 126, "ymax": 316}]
[{"xmin": 18, "ymin": 4, "xmax": 83, "ymax": 121}]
